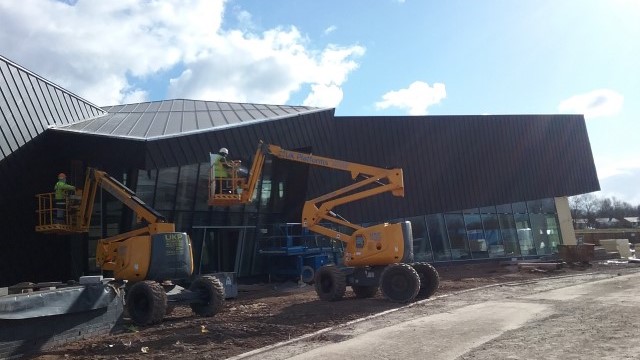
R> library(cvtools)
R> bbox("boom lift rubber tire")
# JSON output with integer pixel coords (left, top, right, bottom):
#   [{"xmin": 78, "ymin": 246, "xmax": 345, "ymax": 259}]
[
  {"xmin": 380, "ymin": 263, "xmax": 420, "ymax": 303},
  {"xmin": 127, "ymin": 281, "xmax": 168, "ymax": 326},
  {"xmin": 301, "ymin": 265, "xmax": 315, "ymax": 284},
  {"xmin": 352, "ymin": 285, "xmax": 379, "ymax": 298},
  {"xmin": 189, "ymin": 275, "xmax": 225, "ymax": 317},
  {"xmin": 314, "ymin": 265, "xmax": 346, "ymax": 301},
  {"xmin": 412, "ymin": 262, "xmax": 440, "ymax": 299}
]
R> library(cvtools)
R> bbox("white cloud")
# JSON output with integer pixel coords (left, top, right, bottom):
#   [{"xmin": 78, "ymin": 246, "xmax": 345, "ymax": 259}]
[
  {"xmin": 167, "ymin": 28, "xmax": 364, "ymax": 107},
  {"xmin": 592, "ymin": 155, "xmax": 640, "ymax": 205},
  {"xmin": 558, "ymin": 89, "xmax": 624, "ymax": 119},
  {"xmin": 594, "ymin": 155, "xmax": 640, "ymax": 180},
  {"xmin": 324, "ymin": 25, "xmax": 337, "ymax": 35},
  {"xmin": 375, "ymin": 81, "xmax": 446, "ymax": 115},
  {"xmin": 0, "ymin": 0, "xmax": 364, "ymax": 108}
]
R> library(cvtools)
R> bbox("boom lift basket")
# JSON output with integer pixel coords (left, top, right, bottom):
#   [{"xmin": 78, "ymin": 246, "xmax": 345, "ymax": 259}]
[
  {"xmin": 35, "ymin": 191, "xmax": 85, "ymax": 234},
  {"xmin": 208, "ymin": 164, "xmax": 247, "ymax": 207}
]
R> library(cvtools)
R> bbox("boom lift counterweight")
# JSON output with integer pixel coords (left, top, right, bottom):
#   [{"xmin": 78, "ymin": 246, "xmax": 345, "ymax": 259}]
[
  {"xmin": 36, "ymin": 168, "xmax": 225, "ymax": 325},
  {"xmin": 209, "ymin": 142, "xmax": 439, "ymax": 303}
]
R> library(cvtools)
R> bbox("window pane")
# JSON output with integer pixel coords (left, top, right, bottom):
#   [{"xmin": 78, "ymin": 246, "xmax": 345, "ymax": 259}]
[
  {"xmin": 445, "ymin": 213, "xmax": 470, "ymax": 260},
  {"xmin": 498, "ymin": 214, "xmax": 521, "ymax": 257},
  {"xmin": 174, "ymin": 211, "xmax": 193, "ymax": 232},
  {"xmin": 465, "ymin": 214, "xmax": 488, "ymax": 259},
  {"xmin": 426, "ymin": 214, "xmax": 451, "ymax": 261},
  {"xmin": 515, "ymin": 213, "xmax": 536, "ymax": 255},
  {"xmin": 546, "ymin": 215, "xmax": 562, "ymax": 250},
  {"xmin": 530, "ymin": 214, "xmax": 559, "ymax": 255},
  {"xmin": 409, "ymin": 216, "xmax": 433, "ymax": 262},
  {"xmin": 136, "ymin": 169, "xmax": 157, "ymax": 205},
  {"xmin": 194, "ymin": 162, "xmax": 211, "ymax": 211},
  {"xmin": 482, "ymin": 214, "xmax": 504, "ymax": 258},
  {"xmin": 175, "ymin": 164, "xmax": 199, "ymax": 210},
  {"xmin": 154, "ymin": 167, "xmax": 179, "ymax": 210}
]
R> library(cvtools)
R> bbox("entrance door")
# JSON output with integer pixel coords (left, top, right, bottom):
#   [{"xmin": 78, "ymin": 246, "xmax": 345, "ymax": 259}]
[{"xmin": 192, "ymin": 226, "xmax": 253, "ymax": 276}]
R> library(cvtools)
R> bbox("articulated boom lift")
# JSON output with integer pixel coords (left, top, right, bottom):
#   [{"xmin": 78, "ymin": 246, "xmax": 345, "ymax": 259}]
[
  {"xmin": 36, "ymin": 168, "xmax": 225, "ymax": 325},
  {"xmin": 209, "ymin": 142, "xmax": 439, "ymax": 303}
]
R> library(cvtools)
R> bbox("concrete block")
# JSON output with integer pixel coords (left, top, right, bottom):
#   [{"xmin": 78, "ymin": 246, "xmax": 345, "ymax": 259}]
[
  {"xmin": 0, "ymin": 288, "xmax": 7, "ymax": 296},
  {"xmin": 600, "ymin": 239, "xmax": 632, "ymax": 258}
]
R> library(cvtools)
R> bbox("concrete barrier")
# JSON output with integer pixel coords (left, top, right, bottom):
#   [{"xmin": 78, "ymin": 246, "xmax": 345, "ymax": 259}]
[{"xmin": 599, "ymin": 239, "xmax": 632, "ymax": 259}]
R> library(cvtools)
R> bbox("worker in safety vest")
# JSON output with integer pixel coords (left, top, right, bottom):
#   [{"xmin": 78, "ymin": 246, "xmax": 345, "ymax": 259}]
[
  {"xmin": 54, "ymin": 173, "xmax": 75, "ymax": 223},
  {"xmin": 210, "ymin": 148, "xmax": 235, "ymax": 193},
  {"xmin": 210, "ymin": 147, "xmax": 232, "ymax": 178}
]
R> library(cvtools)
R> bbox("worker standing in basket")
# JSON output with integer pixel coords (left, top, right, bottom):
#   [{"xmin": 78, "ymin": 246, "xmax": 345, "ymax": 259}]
[
  {"xmin": 210, "ymin": 147, "xmax": 234, "ymax": 193},
  {"xmin": 211, "ymin": 148, "xmax": 232, "ymax": 177},
  {"xmin": 54, "ymin": 173, "xmax": 75, "ymax": 223}
]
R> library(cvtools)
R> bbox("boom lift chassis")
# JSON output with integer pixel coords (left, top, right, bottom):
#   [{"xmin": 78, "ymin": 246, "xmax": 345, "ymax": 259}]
[{"xmin": 36, "ymin": 168, "xmax": 224, "ymax": 325}]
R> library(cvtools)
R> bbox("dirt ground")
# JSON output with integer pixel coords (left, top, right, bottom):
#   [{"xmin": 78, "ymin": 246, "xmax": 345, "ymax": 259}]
[{"xmin": 29, "ymin": 261, "xmax": 619, "ymax": 360}]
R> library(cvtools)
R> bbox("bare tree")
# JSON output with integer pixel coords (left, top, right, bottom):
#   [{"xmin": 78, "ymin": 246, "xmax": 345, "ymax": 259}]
[{"xmin": 569, "ymin": 193, "xmax": 599, "ymax": 218}]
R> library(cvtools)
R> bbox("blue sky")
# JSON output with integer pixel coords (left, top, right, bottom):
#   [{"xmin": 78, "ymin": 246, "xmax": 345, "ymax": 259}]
[{"xmin": 0, "ymin": 0, "xmax": 638, "ymax": 204}]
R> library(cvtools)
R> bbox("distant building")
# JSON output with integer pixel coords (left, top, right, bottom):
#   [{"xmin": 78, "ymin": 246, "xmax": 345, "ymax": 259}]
[
  {"xmin": 0, "ymin": 54, "xmax": 601, "ymax": 287},
  {"xmin": 624, "ymin": 217, "xmax": 640, "ymax": 228},
  {"xmin": 574, "ymin": 218, "xmax": 590, "ymax": 230},
  {"xmin": 595, "ymin": 218, "xmax": 620, "ymax": 228}
]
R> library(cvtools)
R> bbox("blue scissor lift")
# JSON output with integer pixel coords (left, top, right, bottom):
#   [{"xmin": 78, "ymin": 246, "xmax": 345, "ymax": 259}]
[{"xmin": 259, "ymin": 223, "xmax": 341, "ymax": 284}]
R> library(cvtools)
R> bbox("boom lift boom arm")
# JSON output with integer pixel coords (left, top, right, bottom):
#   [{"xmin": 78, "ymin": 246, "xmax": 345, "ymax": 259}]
[
  {"xmin": 209, "ymin": 142, "xmax": 411, "ymax": 267},
  {"xmin": 76, "ymin": 168, "xmax": 169, "ymax": 232}
]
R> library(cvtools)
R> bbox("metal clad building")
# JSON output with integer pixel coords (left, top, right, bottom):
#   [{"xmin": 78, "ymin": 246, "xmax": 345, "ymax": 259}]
[{"xmin": 0, "ymin": 54, "xmax": 600, "ymax": 287}]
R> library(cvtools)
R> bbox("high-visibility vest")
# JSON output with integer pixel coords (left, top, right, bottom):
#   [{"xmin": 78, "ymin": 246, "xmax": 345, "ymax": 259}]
[
  {"xmin": 54, "ymin": 180, "xmax": 75, "ymax": 200},
  {"xmin": 210, "ymin": 153, "xmax": 230, "ymax": 178}
]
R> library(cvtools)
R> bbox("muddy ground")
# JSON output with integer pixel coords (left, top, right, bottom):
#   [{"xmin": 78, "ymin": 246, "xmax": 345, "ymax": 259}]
[{"xmin": 30, "ymin": 261, "xmax": 624, "ymax": 360}]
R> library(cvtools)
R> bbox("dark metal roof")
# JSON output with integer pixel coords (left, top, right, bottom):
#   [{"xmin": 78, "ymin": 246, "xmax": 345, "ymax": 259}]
[
  {"xmin": 0, "ymin": 54, "xmax": 106, "ymax": 162},
  {"xmin": 329, "ymin": 115, "xmax": 601, "ymax": 222},
  {"xmin": 54, "ymin": 99, "xmax": 326, "ymax": 140}
]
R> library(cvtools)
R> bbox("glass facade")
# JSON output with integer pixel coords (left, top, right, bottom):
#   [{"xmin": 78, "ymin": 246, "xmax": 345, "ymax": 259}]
[{"xmin": 81, "ymin": 160, "xmax": 565, "ymax": 278}]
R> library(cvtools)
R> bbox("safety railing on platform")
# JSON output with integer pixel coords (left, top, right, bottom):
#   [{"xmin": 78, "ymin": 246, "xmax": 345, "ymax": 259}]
[
  {"xmin": 35, "ymin": 192, "xmax": 81, "ymax": 233},
  {"xmin": 208, "ymin": 162, "xmax": 248, "ymax": 206}
]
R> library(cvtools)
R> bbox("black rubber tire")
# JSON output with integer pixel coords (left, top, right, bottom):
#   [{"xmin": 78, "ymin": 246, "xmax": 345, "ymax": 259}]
[
  {"xmin": 352, "ymin": 285, "xmax": 379, "ymax": 298},
  {"xmin": 412, "ymin": 262, "xmax": 440, "ymax": 299},
  {"xmin": 301, "ymin": 265, "xmax": 315, "ymax": 284},
  {"xmin": 127, "ymin": 281, "xmax": 167, "ymax": 326},
  {"xmin": 314, "ymin": 265, "xmax": 346, "ymax": 301},
  {"xmin": 189, "ymin": 275, "xmax": 225, "ymax": 317},
  {"xmin": 380, "ymin": 263, "xmax": 420, "ymax": 303}
]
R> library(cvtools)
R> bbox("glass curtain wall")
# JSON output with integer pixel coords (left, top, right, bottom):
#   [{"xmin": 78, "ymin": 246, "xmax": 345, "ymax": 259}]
[
  {"xmin": 527, "ymin": 198, "xmax": 560, "ymax": 255},
  {"xmin": 132, "ymin": 162, "xmax": 266, "ymax": 278},
  {"xmin": 410, "ymin": 199, "xmax": 562, "ymax": 263},
  {"xmin": 122, "ymin": 159, "xmax": 567, "ymax": 275}
]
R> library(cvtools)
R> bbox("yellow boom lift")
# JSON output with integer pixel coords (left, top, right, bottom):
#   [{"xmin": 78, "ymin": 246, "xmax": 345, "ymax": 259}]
[
  {"xmin": 36, "ymin": 168, "xmax": 225, "ymax": 325},
  {"xmin": 209, "ymin": 142, "xmax": 439, "ymax": 302}
]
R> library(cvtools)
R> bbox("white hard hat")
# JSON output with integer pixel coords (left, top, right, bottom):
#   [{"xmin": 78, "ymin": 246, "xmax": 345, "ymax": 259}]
[{"xmin": 219, "ymin": 147, "xmax": 229, "ymax": 155}]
